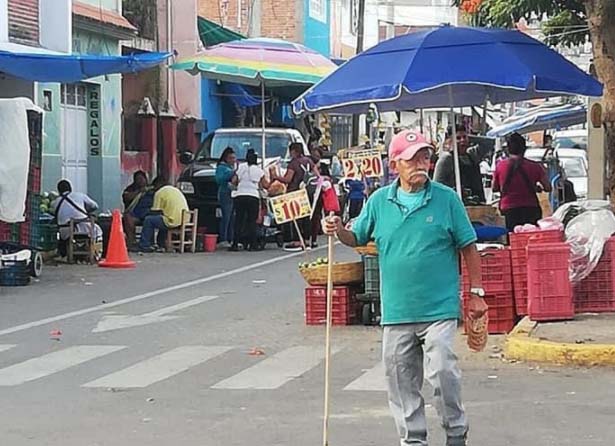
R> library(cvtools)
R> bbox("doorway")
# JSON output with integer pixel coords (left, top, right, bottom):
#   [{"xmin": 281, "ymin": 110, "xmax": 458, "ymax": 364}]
[{"xmin": 60, "ymin": 83, "xmax": 88, "ymax": 193}]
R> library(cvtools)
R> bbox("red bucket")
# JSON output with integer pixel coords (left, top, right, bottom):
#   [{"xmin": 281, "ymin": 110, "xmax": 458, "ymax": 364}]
[{"xmin": 204, "ymin": 234, "xmax": 218, "ymax": 252}]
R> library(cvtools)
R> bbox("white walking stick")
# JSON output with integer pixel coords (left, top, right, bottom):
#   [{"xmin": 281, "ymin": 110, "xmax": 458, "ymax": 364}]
[{"xmin": 322, "ymin": 212, "xmax": 335, "ymax": 446}]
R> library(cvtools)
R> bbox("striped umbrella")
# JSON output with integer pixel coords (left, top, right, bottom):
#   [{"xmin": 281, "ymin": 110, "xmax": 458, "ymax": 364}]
[
  {"xmin": 173, "ymin": 37, "xmax": 336, "ymax": 86},
  {"xmin": 173, "ymin": 38, "xmax": 336, "ymax": 161}
]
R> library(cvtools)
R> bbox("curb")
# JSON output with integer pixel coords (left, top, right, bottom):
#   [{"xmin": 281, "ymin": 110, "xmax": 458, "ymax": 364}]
[{"xmin": 504, "ymin": 316, "xmax": 615, "ymax": 367}]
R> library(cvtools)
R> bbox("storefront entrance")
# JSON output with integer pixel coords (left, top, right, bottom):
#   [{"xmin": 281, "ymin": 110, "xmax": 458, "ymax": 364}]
[{"xmin": 60, "ymin": 83, "xmax": 88, "ymax": 193}]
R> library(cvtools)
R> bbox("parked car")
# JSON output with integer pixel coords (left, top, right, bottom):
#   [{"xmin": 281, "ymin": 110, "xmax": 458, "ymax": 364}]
[
  {"xmin": 525, "ymin": 148, "xmax": 588, "ymax": 199},
  {"xmin": 553, "ymin": 129, "xmax": 587, "ymax": 150},
  {"xmin": 177, "ymin": 127, "xmax": 309, "ymax": 232}
]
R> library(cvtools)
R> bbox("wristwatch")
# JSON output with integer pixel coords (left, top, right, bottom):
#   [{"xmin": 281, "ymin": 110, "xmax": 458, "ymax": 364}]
[{"xmin": 470, "ymin": 287, "xmax": 486, "ymax": 298}]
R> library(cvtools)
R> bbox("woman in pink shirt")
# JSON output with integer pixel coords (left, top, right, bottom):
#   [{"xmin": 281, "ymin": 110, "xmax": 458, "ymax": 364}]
[{"xmin": 492, "ymin": 133, "xmax": 552, "ymax": 231}]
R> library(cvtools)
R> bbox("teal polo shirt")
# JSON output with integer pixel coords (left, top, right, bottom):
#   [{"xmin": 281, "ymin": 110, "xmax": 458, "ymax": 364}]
[{"xmin": 352, "ymin": 180, "xmax": 477, "ymax": 325}]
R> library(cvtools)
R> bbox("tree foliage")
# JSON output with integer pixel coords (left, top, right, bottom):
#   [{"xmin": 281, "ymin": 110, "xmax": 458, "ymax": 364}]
[{"xmin": 454, "ymin": 0, "xmax": 588, "ymax": 46}]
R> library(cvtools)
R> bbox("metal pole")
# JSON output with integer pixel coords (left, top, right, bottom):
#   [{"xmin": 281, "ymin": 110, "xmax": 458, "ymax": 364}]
[
  {"xmin": 322, "ymin": 217, "xmax": 335, "ymax": 446},
  {"xmin": 351, "ymin": 0, "xmax": 366, "ymax": 146},
  {"xmin": 261, "ymin": 81, "xmax": 266, "ymax": 167},
  {"xmin": 449, "ymin": 86, "xmax": 462, "ymax": 197}
]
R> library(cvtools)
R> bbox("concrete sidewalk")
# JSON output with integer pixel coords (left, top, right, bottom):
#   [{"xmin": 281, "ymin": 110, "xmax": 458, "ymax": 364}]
[{"xmin": 505, "ymin": 313, "xmax": 615, "ymax": 366}]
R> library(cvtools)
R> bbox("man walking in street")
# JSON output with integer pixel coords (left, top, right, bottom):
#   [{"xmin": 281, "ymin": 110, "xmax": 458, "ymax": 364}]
[{"xmin": 323, "ymin": 130, "xmax": 488, "ymax": 446}]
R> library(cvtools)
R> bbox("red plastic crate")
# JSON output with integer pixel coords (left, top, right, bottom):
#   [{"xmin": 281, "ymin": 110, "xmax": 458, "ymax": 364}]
[
  {"xmin": 527, "ymin": 243, "xmax": 574, "ymax": 321},
  {"xmin": 462, "ymin": 290, "xmax": 516, "ymax": 334},
  {"xmin": 461, "ymin": 248, "xmax": 513, "ymax": 299},
  {"xmin": 573, "ymin": 238, "xmax": 615, "ymax": 313},
  {"xmin": 305, "ymin": 286, "xmax": 360, "ymax": 326},
  {"xmin": 0, "ymin": 221, "xmax": 11, "ymax": 241},
  {"xmin": 28, "ymin": 165, "xmax": 41, "ymax": 193},
  {"xmin": 510, "ymin": 231, "xmax": 564, "ymax": 317},
  {"xmin": 509, "ymin": 229, "xmax": 564, "ymax": 249},
  {"xmin": 19, "ymin": 223, "xmax": 30, "ymax": 245}
]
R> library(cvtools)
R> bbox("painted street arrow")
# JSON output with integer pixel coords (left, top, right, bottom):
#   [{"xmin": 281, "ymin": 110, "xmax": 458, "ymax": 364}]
[{"xmin": 92, "ymin": 295, "xmax": 219, "ymax": 333}]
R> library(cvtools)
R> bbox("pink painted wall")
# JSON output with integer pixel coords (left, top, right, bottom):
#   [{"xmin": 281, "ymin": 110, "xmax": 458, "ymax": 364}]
[{"xmin": 157, "ymin": 0, "xmax": 201, "ymax": 117}]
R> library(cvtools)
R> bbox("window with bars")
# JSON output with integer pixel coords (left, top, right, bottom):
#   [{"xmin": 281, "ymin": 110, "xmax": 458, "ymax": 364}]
[{"xmin": 61, "ymin": 84, "xmax": 88, "ymax": 108}]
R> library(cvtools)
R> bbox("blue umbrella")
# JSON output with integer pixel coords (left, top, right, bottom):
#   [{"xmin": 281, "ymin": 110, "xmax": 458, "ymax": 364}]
[
  {"xmin": 292, "ymin": 26, "xmax": 602, "ymax": 195},
  {"xmin": 292, "ymin": 26, "xmax": 602, "ymax": 115},
  {"xmin": 487, "ymin": 103, "xmax": 587, "ymax": 137}
]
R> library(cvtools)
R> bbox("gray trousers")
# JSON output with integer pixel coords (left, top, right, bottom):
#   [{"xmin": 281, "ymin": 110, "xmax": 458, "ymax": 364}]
[{"xmin": 383, "ymin": 319, "xmax": 468, "ymax": 445}]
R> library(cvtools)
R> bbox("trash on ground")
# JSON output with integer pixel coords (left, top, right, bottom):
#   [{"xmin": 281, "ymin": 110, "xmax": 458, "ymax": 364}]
[{"xmin": 248, "ymin": 347, "xmax": 265, "ymax": 356}]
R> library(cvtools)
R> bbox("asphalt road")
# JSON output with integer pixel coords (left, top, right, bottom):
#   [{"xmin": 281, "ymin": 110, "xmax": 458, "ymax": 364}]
[{"xmin": 0, "ymin": 246, "xmax": 614, "ymax": 446}]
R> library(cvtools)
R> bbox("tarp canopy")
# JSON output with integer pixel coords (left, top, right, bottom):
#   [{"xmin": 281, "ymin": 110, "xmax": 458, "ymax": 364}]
[
  {"xmin": 0, "ymin": 51, "xmax": 171, "ymax": 83},
  {"xmin": 487, "ymin": 103, "xmax": 587, "ymax": 137},
  {"xmin": 198, "ymin": 16, "xmax": 245, "ymax": 47}
]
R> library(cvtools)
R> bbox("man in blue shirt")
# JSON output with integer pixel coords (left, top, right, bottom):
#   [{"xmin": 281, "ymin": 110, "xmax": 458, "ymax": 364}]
[{"xmin": 323, "ymin": 130, "xmax": 487, "ymax": 446}]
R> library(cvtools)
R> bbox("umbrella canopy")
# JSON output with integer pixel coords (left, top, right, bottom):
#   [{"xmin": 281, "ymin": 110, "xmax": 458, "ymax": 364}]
[
  {"xmin": 487, "ymin": 103, "xmax": 587, "ymax": 137},
  {"xmin": 172, "ymin": 37, "xmax": 337, "ymax": 87},
  {"xmin": 292, "ymin": 26, "xmax": 603, "ymax": 115}
]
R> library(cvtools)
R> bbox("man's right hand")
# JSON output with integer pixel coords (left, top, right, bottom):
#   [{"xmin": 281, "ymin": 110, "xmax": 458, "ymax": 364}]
[{"xmin": 322, "ymin": 215, "xmax": 342, "ymax": 236}]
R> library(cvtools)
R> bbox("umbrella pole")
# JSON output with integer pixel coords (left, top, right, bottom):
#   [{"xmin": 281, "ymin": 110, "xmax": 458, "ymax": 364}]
[
  {"xmin": 261, "ymin": 81, "xmax": 266, "ymax": 167},
  {"xmin": 449, "ymin": 87, "xmax": 463, "ymax": 198}
]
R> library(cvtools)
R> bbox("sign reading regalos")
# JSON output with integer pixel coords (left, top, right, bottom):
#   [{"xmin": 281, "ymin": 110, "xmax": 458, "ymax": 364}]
[
  {"xmin": 88, "ymin": 86, "xmax": 101, "ymax": 156},
  {"xmin": 339, "ymin": 148, "xmax": 383, "ymax": 179},
  {"xmin": 269, "ymin": 189, "xmax": 312, "ymax": 225}
]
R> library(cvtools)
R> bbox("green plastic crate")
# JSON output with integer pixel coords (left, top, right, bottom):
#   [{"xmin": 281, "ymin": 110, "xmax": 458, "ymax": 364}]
[{"xmin": 363, "ymin": 255, "xmax": 380, "ymax": 295}]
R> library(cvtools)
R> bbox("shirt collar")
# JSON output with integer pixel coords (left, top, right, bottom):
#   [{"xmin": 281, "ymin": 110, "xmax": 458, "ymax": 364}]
[{"xmin": 387, "ymin": 179, "xmax": 433, "ymax": 205}]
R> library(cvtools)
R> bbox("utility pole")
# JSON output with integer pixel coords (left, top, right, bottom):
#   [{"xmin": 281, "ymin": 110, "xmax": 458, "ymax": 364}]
[{"xmin": 351, "ymin": 0, "xmax": 366, "ymax": 146}]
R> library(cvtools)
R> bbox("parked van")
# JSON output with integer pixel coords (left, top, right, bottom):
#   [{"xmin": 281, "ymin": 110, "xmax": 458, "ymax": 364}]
[{"xmin": 177, "ymin": 127, "xmax": 309, "ymax": 232}]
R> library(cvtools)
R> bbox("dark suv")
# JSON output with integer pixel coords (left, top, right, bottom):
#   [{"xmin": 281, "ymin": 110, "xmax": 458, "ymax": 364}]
[{"xmin": 177, "ymin": 127, "xmax": 308, "ymax": 232}]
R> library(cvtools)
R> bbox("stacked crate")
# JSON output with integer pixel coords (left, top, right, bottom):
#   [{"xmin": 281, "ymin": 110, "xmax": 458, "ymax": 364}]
[
  {"xmin": 305, "ymin": 286, "xmax": 361, "ymax": 325},
  {"xmin": 461, "ymin": 248, "xmax": 516, "ymax": 334},
  {"xmin": 573, "ymin": 237, "xmax": 615, "ymax": 313},
  {"xmin": 527, "ymin": 242, "xmax": 574, "ymax": 321},
  {"xmin": 510, "ymin": 230, "xmax": 564, "ymax": 316}
]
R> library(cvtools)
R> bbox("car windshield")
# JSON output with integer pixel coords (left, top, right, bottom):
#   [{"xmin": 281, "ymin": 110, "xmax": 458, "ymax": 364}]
[
  {"xmin": 554, "ymin": 135, "xmax": 587, "ymax": 150},
  {"xmin": 197, "ymin": 132, "xmax": 292, "ymax": 161},
  {"xmin": 561, "ymin": 157, "xmax": 586, "ymax": 178}
]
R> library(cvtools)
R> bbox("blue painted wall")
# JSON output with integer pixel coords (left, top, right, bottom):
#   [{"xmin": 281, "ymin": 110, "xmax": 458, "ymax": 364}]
[
  {"xmin": 201, "ymin": 78, "xmax": 223, "ymax": 135},
  {"xmin": 303, "ymin": 0, "xmax": 331, "ymax": 56}
]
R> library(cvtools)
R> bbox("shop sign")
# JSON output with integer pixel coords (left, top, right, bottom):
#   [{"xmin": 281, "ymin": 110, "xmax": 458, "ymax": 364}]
[
  {"xmin": 269, "ymin": 189, "xmax": 312, "ymax": 224},
  {"xmin": 339, "ymin": 148, "xmax": 383, "ymax": 179},
  {"xmin": 88, "ymin": 87, "xmax": 101, "ymax": 156}
]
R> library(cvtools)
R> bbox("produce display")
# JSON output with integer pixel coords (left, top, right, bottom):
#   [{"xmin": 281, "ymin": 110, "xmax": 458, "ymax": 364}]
[
  {"xmin": 39, "ymin": 191, "xmax": 58, "ymax": 215},
  {"xmin": 299, "ymin": 257, "xmax": 330, "ymax": 270}
]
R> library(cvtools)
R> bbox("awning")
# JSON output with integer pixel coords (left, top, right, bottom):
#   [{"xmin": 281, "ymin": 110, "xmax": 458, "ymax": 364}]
[
  {"xmin": 487, "ymin": 103, "xmax": 587, "ymax": 137},
  {"xmin": 0, "ymin": 51, "xmax": 171, "ymax": 83},
  {"xmin": 198, "ymin": 17, "xmax": 245, "ymax": 47}
]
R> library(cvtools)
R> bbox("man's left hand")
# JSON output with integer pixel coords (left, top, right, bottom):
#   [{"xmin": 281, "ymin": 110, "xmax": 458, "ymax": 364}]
[{"xmin": 467, "ymin": 295, "xmax": 488, "ymax": 320}]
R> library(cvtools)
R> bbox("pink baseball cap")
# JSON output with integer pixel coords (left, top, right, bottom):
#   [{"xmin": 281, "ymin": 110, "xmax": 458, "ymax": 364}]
[{"xmin": 389, "ymin": 130, "xmax": 434, "ymax": 161}]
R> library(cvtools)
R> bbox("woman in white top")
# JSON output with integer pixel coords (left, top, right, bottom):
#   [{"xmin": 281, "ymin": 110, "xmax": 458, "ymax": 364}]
[{"xmin": 230, "ymin": 149, "xmax": 270, "ymax": 251}]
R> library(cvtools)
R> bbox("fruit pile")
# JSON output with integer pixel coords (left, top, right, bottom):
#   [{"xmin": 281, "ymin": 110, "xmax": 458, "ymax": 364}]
[
  {"xmin": 39, "ymin": 191, "xmax": 59, "ymax": 215},
  {"xmin": 299, "ymin": 257, "xmax": 330, "ymax": 270}
]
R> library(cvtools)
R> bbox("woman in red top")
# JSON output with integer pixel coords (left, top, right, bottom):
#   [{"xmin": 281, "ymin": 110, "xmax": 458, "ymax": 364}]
[{"xmin": 492, "ymin": 133, "xmax": 552, "ymax": 232}]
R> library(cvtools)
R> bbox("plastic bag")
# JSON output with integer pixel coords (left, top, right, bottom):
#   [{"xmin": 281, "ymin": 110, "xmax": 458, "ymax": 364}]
[
  {"xmin": 565, "ymin": 209, "xmax": 615, "ymax": 283},
  {"xmin": 552, "ymin": 200, "xmax": 612, "ymax": 227}
]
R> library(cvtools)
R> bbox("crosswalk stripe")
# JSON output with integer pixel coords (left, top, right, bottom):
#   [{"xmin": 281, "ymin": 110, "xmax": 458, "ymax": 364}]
[
  {"xmin": 0, "ymin": 345, "xmax": 126, "ymax": 386},
  {"xmin": 211, "ymin": 346, "xmax": 340, "ymax": 390},
  {"xmin": 0, "ymin": 345, "xmax": 16, "ymax": 353},
  {"xmin": 82, "ymin": 346, "xmax": 232, "ymax": 389},
  {"xmin": 344, "ymin": 362, "xmax": 386, "ymax": 391}
]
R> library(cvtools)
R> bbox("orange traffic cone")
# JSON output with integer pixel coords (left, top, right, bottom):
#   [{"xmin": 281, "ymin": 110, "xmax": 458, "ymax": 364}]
[{"xmin": 99, "ymin": 209, "xmax": 136, "ymax": 269}]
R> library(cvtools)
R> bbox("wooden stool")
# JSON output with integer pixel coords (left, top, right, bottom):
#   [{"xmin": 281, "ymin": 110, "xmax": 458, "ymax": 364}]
[
  {"xmin": 166, "ymin": 209, "xmax": 199, "ymax": 253},
  {"xmin": 67, "ymin": 217, "xmax": 101, "ymax": 264}
]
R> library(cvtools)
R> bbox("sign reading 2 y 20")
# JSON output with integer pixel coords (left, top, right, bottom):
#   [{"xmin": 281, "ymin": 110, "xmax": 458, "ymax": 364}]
[{"xmin": 340, "ymin": 148, "xmax": 383, "ymax": 179}]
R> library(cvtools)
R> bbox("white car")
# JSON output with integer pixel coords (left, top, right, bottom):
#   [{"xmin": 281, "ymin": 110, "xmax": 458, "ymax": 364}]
[
  {"xmin": 525, "ymin": 148, "xmax": 588, "ymax": 198},
  {"xmin": 553, "ymin": 129, "xmax": 588, "ymax": 150}
]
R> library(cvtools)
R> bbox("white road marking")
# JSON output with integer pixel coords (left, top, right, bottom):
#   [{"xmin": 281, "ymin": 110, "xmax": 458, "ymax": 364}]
[
  {"xmin": 92, "ymin": 295, "xmax": 219, "ymax": 332},
  {"xmin": 82, "ymin": 346, "xmax": 232, "ymax": 389},
  {"xmin": 0, "ymin": 345, "xmax": 126, "ymax": 386},
  {"xmin": 212, "ymin": 346, "xmax": 341, "ymax": 390},
  {"xmin": 0, "ymin": 248, "xmax": 325, "ymax": 337},
  {"xmin": 0, "ymin": 345, "xmax": 16, "ymax": 353},
  {"xmin": 344, "ymin": 362, "xmax": 386, "ymax": 391}
]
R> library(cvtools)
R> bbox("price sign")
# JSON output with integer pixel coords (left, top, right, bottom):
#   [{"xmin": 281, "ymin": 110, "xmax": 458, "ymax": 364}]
[
  {"xmin": 339, "ymin": 148, "xmax": 383, "ymax": 179},
  {"xmin": 269, "ymin": 189, "xmax": 312, "ymax": 225}
]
